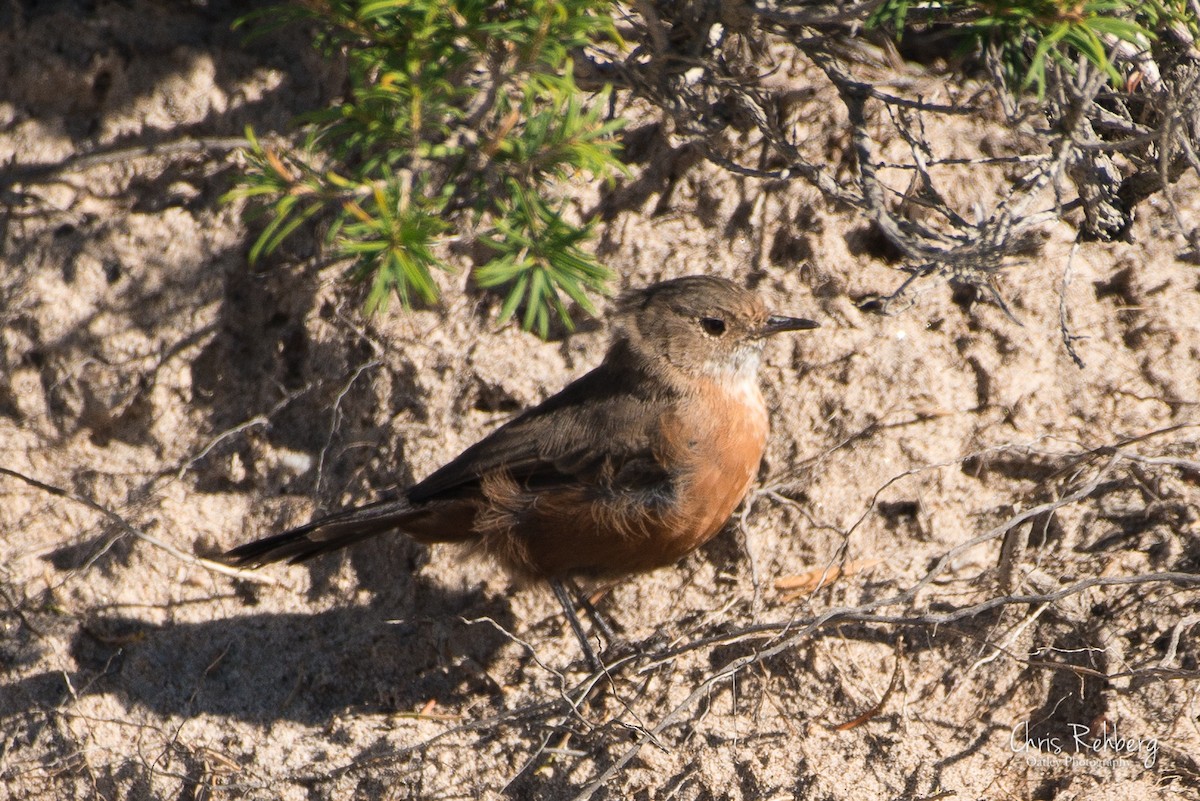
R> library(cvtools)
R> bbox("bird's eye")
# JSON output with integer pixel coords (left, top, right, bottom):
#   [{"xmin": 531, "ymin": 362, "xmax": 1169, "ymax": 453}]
[{"xmin": 699, "ymin": 317, "xmax": 727, "ymax": 336}]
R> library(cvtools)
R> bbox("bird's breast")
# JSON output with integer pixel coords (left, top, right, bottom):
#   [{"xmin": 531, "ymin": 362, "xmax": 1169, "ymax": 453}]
[{"xmin": 662, "ymin": 375, "xmax": 769, "ymax": 553}]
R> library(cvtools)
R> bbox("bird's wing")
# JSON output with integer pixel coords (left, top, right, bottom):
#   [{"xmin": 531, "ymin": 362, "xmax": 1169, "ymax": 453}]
[{"xmin": 407, "ymin": 356, "xmax": 677, "ymax": 504}]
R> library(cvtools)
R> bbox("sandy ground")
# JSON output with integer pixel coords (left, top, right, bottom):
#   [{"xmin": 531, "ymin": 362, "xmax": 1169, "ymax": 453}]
[{"xmin": 3, "ymin": 2, "xmax": 1200, "ymax": 800}]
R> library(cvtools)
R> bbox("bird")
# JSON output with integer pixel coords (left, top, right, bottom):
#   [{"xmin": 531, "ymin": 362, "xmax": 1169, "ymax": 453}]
[{"xmin": 221, "ymin": 275, "xmax": 818, "ymax": 667}]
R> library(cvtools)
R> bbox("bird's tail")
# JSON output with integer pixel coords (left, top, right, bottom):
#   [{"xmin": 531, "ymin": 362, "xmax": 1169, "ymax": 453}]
[{"xmin": 221, "ymin": 498, "xmax": 421, "ymax": 567}]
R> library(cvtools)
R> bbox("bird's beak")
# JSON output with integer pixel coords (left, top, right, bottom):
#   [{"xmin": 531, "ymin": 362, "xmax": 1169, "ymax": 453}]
[{"xmin": 757, "ymin": 315, "xmax": 820, "ymax": 338}]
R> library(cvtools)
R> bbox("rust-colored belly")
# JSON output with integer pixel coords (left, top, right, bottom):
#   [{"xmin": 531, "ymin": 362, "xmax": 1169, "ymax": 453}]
[{"xmin": 666, "ymin": 377, "xmax": 768, "ymax": 560}]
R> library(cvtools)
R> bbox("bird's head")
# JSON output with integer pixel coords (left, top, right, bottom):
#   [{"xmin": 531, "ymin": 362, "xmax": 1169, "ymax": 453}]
[{"xmin": 612, "ymin": 275, "xmax": 819, "ymax": 384}]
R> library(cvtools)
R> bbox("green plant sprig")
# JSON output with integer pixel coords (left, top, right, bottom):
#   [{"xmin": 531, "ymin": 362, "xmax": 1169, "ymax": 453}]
[
  {"xmin": 867, "ymin": 0, "xmax": 1196, "ymax": 98},
  {"xmin": 227, "ymin": 0, "xmax": 625, "ymax": 335}
]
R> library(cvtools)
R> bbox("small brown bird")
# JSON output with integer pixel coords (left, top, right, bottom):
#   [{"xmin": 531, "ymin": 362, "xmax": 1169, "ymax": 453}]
[{"xmin": 223, "ymin": 275, "xmax": 817, "ymax": 664}]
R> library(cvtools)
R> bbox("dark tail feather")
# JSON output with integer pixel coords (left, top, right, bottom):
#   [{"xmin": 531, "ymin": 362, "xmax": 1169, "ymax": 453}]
[{"xmin": 221, "ymin": 499, "xmax": 419, "ymax": 567}]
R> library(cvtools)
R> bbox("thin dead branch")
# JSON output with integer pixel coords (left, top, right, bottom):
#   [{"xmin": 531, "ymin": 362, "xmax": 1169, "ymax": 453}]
[{"xmin": 0, "ymin": 466, "xmax": 278, "ymax": 586}]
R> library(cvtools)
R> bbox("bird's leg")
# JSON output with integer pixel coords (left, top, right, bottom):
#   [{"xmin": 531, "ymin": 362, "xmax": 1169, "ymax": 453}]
[
  {"xmin": 565, "ymin": 577, "xmax": 618, "ymax": 645},
  {"xmin": 550, "ymin": 579, "xmax": 602, "ymax": 671}
]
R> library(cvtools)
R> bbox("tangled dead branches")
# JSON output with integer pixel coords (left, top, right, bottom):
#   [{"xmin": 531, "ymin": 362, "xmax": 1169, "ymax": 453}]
[{"xmin": 582, "ymin": 0, "xmax": 1200, "ymax": 309}]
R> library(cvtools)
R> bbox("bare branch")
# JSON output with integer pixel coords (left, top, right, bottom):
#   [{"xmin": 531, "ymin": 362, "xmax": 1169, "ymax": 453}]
[{"xmin": 0, "ymin": 466, "xmax": 279, "ymax": 586}]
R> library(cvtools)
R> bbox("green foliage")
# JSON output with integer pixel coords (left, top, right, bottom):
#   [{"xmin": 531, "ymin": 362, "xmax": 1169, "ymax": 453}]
[
  {"xmin": 868, "ymin": 0, "xmax": 1197, "ymax": 97},
  {"xmin": 225, "ymin": 0, "xmax": 625, "ymax": 334},
  {"xmin": 476, "ymin": 180, "xmax": 609, "ymax": 337}
]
